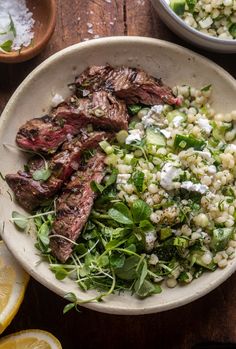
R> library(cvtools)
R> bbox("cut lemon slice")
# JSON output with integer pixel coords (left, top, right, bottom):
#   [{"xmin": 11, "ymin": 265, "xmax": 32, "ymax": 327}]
[
  {"xmin": 0, "ymin": 329, "xmax": 62, "ymax": 349},
  {"xmin": 0, "ymin": 241, "xmax": 29, "ymax": 334}
]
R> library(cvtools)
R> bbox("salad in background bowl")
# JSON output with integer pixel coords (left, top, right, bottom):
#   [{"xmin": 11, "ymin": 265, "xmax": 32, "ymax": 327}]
[{"xmin": 151, "ymin": 0, "xmax": 236, "ymax": 53}]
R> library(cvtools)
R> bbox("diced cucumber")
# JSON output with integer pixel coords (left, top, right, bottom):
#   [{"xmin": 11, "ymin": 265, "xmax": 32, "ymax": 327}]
[
  {"xmin": 212, "ymin": 122, "xmax": 232, "ymax": 141},
  {"xmin": 210, "ymin": 228, "xmax": 234, "ymax": 252},
  {"xmin": 160, "ymin": 228, "xmax": 172, "ymax": 241},
  {"xmin": 104, "ymin": 153, "xmax": 118, "ymax": 166},
  {"xmin": 146, "ymin": 127, "xmax": 166, "ymax": 147},
  {"xmin": 170, "ymin": 0, "xmax": 185, "ymax": 15},
  {"xmin": 99, "ymin": 140, "xmax": 111, "ymax": 151},
  {"xmin": 174, "ymin": 134, "xmax": 205, "ymax": 150},
  {"xmin": 190, "ymin": 251, "xmax": 217, "ymax": 271},
  {"xmin": 166, "ymin": 110, "xmax": 186, "ymax": 123}
]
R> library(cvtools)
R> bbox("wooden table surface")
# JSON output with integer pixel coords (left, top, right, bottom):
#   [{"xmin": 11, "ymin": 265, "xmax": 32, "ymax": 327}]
[{"xmin": 1, "ymin": 1, "xmax": 236, "ymax": 348}]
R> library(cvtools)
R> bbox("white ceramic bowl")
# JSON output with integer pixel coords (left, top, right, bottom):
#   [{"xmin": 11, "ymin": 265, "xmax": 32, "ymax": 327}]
[
  {"xmin": 151, "ymin": 0, "xmax": 236, "ymax": 53},
  {"xmin": 0, "ymin": 37, "xmax": 236, "ymax": 315}
]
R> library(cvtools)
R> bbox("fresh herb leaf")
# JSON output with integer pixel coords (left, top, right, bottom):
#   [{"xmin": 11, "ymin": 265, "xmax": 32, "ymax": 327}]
[
  {"xmin": 51, "ymin": 266, "xmax": 69, "ymax": 280},
  {"xmin": 229, "ymin": 23, "xmax": 236, "ymax": 39},
  {"xmin": 104, "ymin": 169, "xmax": 118, "ymax": 187},
  {"xmin": 115, "ymin": 255, "xmax": 139, "ymax": 280},
  {"xmin": 132, "ymin": 171, "xmax": 144, "ymax": 192},
  {"xmin": 110, "ymin": 254, "xmax": 126, "ymax": 268},
  {"xmin": 128, "ymin": 104, "xmax": 143, "ymax": 115},
  {"xmin": 186, "ymin": 0, "xmax": 196, "ymax": 12},
  {"xmin": 108, "ymin": 202, "xmax": 133, "ymax": 225},
  {"xmin": 32, "ymin": 168, "xmax": 52, "ymax": 181},
  {"xmin": 11, "ymin": 211, "xmax": 28, "ymax": 230},
  {"xmin": 63, "ymin": 303, "xmax": 75, "ymax": 314},
  {"xmin": 90, "ymin": 180, "xmax": 104, "ymax": 193},
  {"xmin": 131, "ymin": 200, "xmax": 152, "ymax": 223},
  {"xmin": 105, "ymin": 237, "xmax": 128, "ymax": 251},
  {"xmin": 201, "ymin": 84, "xmax": 212, "ymax": 92},
  {"xmin": 139, "ymin": 220, "xmax": 154, "ymax": 232},
  {"xmin": 97, "ymin": 255, "xmax": 109, "ymax": 267},
  {"xmin": 9, "ymin": 14, "xmax": 16, "ymax": 37},
  {"xmin": 135, "ymin": 259, "xmax": 148, "ymax": 292},
  {"xmin": 64, "ymin": 292, "xmax": 77, "ymax": 303},
  {"xmin": 38, "ymin": 223, "xmax": 50, "ymax": 246},
  {"xmin": 135, "ymin": 279, "xmax": 162, "ymax": 298},
  {"xmin": 0, "ymin": 40, "xmax": 13, "ymax": 53}
]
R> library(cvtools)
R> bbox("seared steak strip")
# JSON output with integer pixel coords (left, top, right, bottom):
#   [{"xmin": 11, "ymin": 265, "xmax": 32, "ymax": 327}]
[
  {"xmin": 75, "ymin": 65, "xmax": 181, "ymax": 106},
  {"xmin": 50, "ymin": 151, "xmax": 106, "ymax": 263},
  {"xmin": 16, "ymin": 91, "xmax": 128, "ymax": 153},
  {"xmin": 6, "ymin": 131, "xmax": 112, "ymax": 212}
]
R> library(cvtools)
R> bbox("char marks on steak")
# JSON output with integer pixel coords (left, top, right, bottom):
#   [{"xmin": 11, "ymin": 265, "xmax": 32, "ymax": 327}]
[
  {"xmin": 16, "ymin": 91, "xmax": 128, "ymax": 153},
  {"xmin": 6, "ymin": 131, "xmax": 112, "ymax": 212},
  {"xmin": 75, "ymin": 65, "xmax": 180, "ymax": 106},
  {"xmin": 50, "ymin": 151, "xmax": 106, "ymax": 263}
]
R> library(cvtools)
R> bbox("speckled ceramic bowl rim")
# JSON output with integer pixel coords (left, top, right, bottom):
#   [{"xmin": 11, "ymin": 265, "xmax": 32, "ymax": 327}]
[
  {"xmin": 1, "ymin": 37, "xmax": 236, "ymax": 315},
  {"xmin": 159, "ymin": 0, "xmax": 236, "ymax": 47}
]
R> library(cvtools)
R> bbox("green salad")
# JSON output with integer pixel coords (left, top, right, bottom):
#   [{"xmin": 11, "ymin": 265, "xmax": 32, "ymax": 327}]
[{"xmin": 13, "ymin": 82, "xmax": 236, "ymax": 311}]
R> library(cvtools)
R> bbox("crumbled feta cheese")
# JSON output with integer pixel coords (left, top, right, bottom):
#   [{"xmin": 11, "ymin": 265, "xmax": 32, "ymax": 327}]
[
  {"xmin": 160, "ymin": 129, "xmax": 172, "ymax": 139},
  {"xmin": 145, "ymin": 232, "xmax": 157, "ymax": 251},
  {"xmin": 125, "ymin": 129, "xmax": 143, "ymax": 144},
  {"xmin": 172, "ymin": 115, "xmax": 184, "ymax": 127},
  {"xmin": 195, "ymin": 150, "xmax": 212, "ymax": 161},
  {"xmin": 208, "ymin": 165, "xmax": 217, "ymax": 174},
  {"xmin": 142, "ymin": 105, "xmax": 164, "ymax": 128},
  {"xmin": 149, "ymin": 254, "xmax": 159, "ymax": 265},
  {"xmin": 181, "ymin": 181, "xmax": 208, "ymax": 194},
  {"xmin": 51, "ymin": 93, "xmax": 64, "ymax": 107},
  {"xmin": 197, "ymin": 117, "xmax": 212, "ymax": 134},
  {"xmin": 226, "ymin": 144, "xmax": 236, "ymax": 152},
  {"xmin": 116, "ymin": 174, "xmax": 131, "ymax": 184},
  {"xmin": 160, "ymin": 163, "xmax": 181, "ymax": 191}
]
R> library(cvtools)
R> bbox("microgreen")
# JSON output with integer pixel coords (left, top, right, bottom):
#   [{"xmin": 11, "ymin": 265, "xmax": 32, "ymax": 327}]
[
  {"xmin": 32, "ymin": 168, "xmax": 52, "ymax": 181},
  {"xmin": 131, "ymin": 170, "xmax": 144, "ymax": 192}
]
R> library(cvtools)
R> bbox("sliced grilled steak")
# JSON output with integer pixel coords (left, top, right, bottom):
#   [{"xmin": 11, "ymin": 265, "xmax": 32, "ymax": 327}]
[
  {"xmin": 16, "ymin": 91, "xmax": 128, "ymax": 153},
  {"xmin": 50, "ymin": 151, "xmax": 106, "ymax": 263},
  {"xmin": 75, "ymin": 65, "xmax": 181, "ymax": 106},
  {"xmin": 6, "ymin": 131, "xmax": 112, "ymax": 211}
]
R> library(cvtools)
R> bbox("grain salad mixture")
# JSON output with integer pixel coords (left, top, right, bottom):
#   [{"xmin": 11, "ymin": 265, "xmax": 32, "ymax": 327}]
[
  {"xmin": 169, "ymin": 0, "xmax": 236, "ymax": 39},
  {"xmin": 6, "ymin": 65, "xmax": 236, "ymax": 308}
]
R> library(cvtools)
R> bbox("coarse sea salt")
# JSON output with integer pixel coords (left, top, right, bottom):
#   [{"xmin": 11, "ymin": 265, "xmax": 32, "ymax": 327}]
[{"xmin": 0, "ymin": 0, "xmax": 34, "ymax": 51}]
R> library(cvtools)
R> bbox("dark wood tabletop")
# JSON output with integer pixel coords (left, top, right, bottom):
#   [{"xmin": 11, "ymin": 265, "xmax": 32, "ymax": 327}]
[{"xmin": 1, "ymin": 1, "xmax": 236, "ymax": 348}]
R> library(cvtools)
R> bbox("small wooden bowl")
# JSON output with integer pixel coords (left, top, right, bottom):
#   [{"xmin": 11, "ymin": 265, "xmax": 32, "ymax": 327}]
[{"xmin": 0, "ymin": 0, "xmax": 56, "ymax": 63}]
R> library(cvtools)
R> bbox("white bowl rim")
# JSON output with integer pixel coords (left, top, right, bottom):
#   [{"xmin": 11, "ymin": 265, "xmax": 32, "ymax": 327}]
[
  {"xmin": 1, "ymin": 36, "xmax": 236, "ymax": 315},
  {"xmin": 158, "ymin": 0, "xmax": 236, "ymax": 46}
]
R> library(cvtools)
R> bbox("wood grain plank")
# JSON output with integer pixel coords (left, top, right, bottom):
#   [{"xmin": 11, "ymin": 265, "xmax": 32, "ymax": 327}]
[
  {"xmin": 0, "ymin": 0, "xmax": 124, "ymax": 113},
  {"xmin": 1, "ymin": 1, "xmax": 236, "ymax": 348}
]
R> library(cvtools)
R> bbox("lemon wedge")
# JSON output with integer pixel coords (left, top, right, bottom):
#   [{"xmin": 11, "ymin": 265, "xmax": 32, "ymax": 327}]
[
  {"xmin": 0, "ymin": 329, "xmax": 62, "ymax": 349},
  {"xmin": 0, "ymin": 241, "xmax": 29, "ymax": 334}
]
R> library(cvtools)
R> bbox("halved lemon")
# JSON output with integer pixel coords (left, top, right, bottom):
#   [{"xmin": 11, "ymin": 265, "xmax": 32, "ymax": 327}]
[
  {"xmin": 0, "ymin": 329, "xmax": 62, "ymax": 349},
  {"xmin": 0, "ymin": 241, "xmax": 29, "ymax": 334}
]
